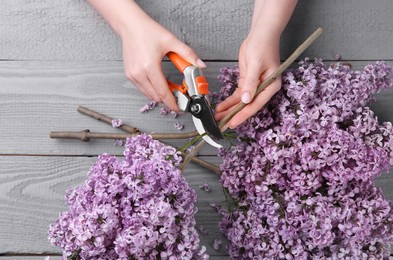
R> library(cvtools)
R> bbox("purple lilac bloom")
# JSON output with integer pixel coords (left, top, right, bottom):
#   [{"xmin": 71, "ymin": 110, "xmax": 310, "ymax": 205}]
[
  {"xmin": 114, "ymin": 139, "xmax": 124, "ymax": 147},
  {"xmin": 212, "ymin": 239, "xmax": 223, "ymax": 251},
  {"xmin": 217, "ymin": 59, "xmax": 393, "ymax": 259},
  {"xmin": 199, "ymin": 181, "xmax": 211, "ymax": 192},
  {"xmin": 139, "ymin": 100, "xmax": 157, "ymax": 113},
  {"xmin": 111, "ymin": 118, "xmax": 123, "ymax": 128},
  {"xmin": 198, "ymin": 225, "xmax": 209, "ymax": 236},
  {"xmin": 160, "ymin": 107, "xmax": 170, "ymax": 116},
  {"xmin": 210, "ymin": 65, "xmax": 240, "ymax": 107},
  {"xmin": 185, "ymin": 145, "xmax": 196, "ymax": 154},
  {"xmin": 174, "ymin": 121, "xmax": 184, "ymax": 130},
  {"xmin": 48, "ymin": 134, "xmax": 208, "ymax": 259}
]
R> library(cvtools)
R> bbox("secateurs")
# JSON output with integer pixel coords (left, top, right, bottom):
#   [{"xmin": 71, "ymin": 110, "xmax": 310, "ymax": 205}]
[{"xmin": 166, "ymin": 52, "xmax": 223, "ymax": 148}]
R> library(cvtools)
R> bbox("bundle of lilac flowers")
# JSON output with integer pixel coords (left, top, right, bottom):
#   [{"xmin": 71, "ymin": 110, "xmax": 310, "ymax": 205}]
[
  {"xmin": 217, "ymin": 59, "xmax": 393, "ymax": 259},
  {"xmin": 48, "ymin": 134, "xmax": 208, "ymax": 259}
]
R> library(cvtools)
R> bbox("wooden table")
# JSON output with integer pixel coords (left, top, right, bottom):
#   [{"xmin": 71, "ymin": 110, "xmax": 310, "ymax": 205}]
[{"xmin": 1, "ymin": 0, "xmax": 392, "ymax": 258}]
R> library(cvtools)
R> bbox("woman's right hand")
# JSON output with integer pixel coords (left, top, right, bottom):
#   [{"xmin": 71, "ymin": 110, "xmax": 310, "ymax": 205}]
[{"xmin": 88, "ymin": 0, "xmax": 206, "ymax": 111}]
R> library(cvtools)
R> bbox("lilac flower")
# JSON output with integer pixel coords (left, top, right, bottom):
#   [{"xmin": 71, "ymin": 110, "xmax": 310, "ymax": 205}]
[
  {"xmin": 198, "ymin": 225, "xmax": 209, "ymax": 236},
  {"xmin": 174, "ymin": 121, "xmax": 184, "ymax": 130},
  {"xmin": 139, "ymin": 100, "xmax": 157, "ymax": 112},
  {"xmin": 199, "ymin": 181, "xmax": 211, "ymax": 192},
  {"xmin": 217, "ymin": 60, "xmax": 393, "ymax": 259},
  {"xmin": 160, "ymin": 107, "xmax": 169, "ymax": 116},
  {"xmin": 212, "ymin": 239, "xmax": 223, "ymax": 251},
  {"xmin": 185, "ymin": 145, "xmax": 196, "ymax": 154},
  {"xmin": 114, "ymin": 139, "xmax": 124, "ymax": 147},
  {"xmin": 111, "ymin": 118, "xmax": 123, "ymax": 128},
  {"xmin": 48, "ymin": 134, "xmax": 208, "ymax": 259},
  {"xmin": 210, "ymin": 65, "xmax": 239, "ymax": 106}
]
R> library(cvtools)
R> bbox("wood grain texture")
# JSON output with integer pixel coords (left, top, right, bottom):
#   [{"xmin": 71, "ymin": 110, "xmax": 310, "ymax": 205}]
[
  {"xmin": 0, "ymin": 156, "xmax": 227, "ymax": 255},
  {"xmin": 1, "ymin": 0, "xmax": 393, "ymax": 61},
  {"xmin": 0, "ymin": 61, "xmax": 233, "ymax": 156}
]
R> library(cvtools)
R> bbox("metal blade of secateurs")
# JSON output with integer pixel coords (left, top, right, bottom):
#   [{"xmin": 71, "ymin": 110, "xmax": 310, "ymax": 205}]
[
  {"xmin": 190, "ymin": 97, "xmax": 223, "ymax": 140},
  {"xmin": 192, "ymin": 116, "xmax": 222, "ymax": 148},
  {"xmin": 200, "ymin": 103, "xmax": 223, "ymax": 140}
]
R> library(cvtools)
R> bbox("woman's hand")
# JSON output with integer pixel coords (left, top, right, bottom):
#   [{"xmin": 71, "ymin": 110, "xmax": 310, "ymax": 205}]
[
  {"xmin": 215, "ymin": 29, "xmax": 281, "ymax": 128},
  {"xmin": 88, "ymin": 0, "xmax": 205, "ymax": 111},
  {"xmin": 215, "ymin": 0, "xmax": 297, "ymax": 128}
]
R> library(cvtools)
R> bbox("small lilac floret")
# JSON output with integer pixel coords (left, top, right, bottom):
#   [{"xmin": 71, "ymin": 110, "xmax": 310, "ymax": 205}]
[
  {"xmin": 174, "ymin": 121, "xmax": 184, "ymax": 130},
  {"xmin": 111, "ymin": 119, "xmax": 123, "ymax": 128}
]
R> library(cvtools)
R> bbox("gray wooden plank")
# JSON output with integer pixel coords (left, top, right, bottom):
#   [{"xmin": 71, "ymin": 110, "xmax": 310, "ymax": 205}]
[
  {"xmin": 0, "ymin": 61, "xmax": 232, "ymax": 156},
  {"xmin": 1, "ymin": 60, "xmax": 388, "ymax": 157},
  {"xmin": 1, "ymin": 0, "xmax": 393, "ymax": 61},
  {"xmin": 0, "ymin": 155, "xmax": 227, "ymax": 255}
]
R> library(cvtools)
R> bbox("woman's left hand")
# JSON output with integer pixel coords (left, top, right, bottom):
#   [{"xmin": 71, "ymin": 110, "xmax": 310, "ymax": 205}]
[{"xmin": 215, "ymin": 29, "xmax": 282, "ymax": 129}]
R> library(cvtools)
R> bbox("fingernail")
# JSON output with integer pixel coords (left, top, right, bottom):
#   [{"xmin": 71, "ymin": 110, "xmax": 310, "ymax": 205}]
[
  {"xmin": 229, "ymin": 123, "xmax": 236, "ymax": 129},
  {"xmin": 241, "ymin": 92, "xmax": 251, "ymax": 103},
  {"xmin": 196, "ymin": 59, "xmax": 206, "ymax": 68}
]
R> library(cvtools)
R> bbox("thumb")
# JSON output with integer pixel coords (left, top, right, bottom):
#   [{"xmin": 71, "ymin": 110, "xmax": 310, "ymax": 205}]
[
  {"xmin": 240, "ymin": 61, "xmax": 264, "ymax": 104},
  {"xmin": 171, "ymin": 42, "xmax": 206, "ymax": 68}
]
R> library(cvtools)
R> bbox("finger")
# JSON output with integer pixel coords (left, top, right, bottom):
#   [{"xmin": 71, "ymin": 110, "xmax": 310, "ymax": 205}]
[
  {"xmin": 229, "ymin": 78, "xmax": 281, "ymax": 129},
  {"xmin": 215, "ymin": 88, "xmax": 241, "ymax": 113},
  {"xmin": 128, "ymin": 76, "xmax": 154, "ymax": 100},
  {"xmin": 148, "ymin": 67, "xmax": 179, "ymax": 112},
  {"xmin": 215, "ymin": 102, "xmax": 239, "ymax": 121},
  {"xmin": 171, "ymin": 42, "xmax": 206, "ymax": 68},
  {"xmin": 135, "ymin": 76, "xmax": 161, "ymax": 102},
  {"xmin": 239, "ymin": 60, "xmax": 265, "ymax": 104}
]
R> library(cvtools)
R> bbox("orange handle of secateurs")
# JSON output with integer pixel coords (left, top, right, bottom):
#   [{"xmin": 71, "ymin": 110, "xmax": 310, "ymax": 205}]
[
  {"xmin": 166, "ymin": 79, "xmax": 188, "ymax": 94},
  {"xmin": 167, "ymin": 52, "xmax": 192, "ymax": 72}
]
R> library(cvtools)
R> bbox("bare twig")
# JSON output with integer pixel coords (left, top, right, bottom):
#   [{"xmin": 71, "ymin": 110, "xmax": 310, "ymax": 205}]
[
  {"xmin": 78, "ymin": 106, "xmax": 199, "ymax": 139},
  {"xmin": 187, "ymin": 154, "xmax": 221, "ymax": 175},
  {"xmin": 78, "ymin": 106, "xmax": 140, "ymax": 134},
  {"xmin": 179, "ymin": 27, "xmax": 323, "ymax": 171},
  {"xmin": 179, "ymin": 139, "xmax": 206, "ymax": 172},
  {"xmin": 50, "ymin": 130, "xmax": 201, "ymax": 141}
]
